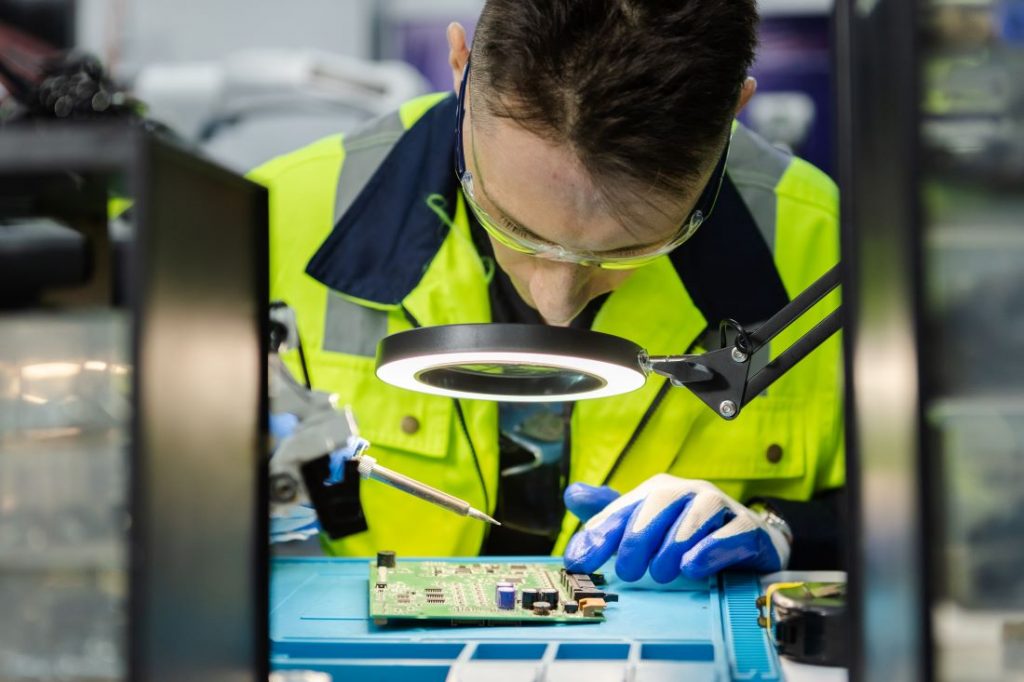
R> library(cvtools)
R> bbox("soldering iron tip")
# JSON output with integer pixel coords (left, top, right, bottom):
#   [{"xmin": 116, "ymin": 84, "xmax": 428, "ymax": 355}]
[{"xmin": 469, "ymin": 508, "xmax": 501, "ymax": 526}]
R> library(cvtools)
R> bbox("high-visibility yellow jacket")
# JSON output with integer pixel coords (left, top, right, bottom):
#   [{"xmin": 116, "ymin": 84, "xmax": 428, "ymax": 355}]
[{"xmin": 250, "ymin": 92, "xmax": 843, "ymax": 558}]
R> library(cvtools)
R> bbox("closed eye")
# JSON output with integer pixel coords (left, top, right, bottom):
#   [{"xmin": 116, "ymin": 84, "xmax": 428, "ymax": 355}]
[{"xmin": 500, "ymin": 217, "xmax": 559, "ymax": 247}]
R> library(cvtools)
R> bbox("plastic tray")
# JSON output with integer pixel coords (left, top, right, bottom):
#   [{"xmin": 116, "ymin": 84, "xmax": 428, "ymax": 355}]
[{"xmin": 270, "ymin": 557, "xmax": 781, "ymax": 681}]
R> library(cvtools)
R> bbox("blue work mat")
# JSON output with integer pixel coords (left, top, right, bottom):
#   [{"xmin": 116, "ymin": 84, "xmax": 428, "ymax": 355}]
[{"xmin": 270, "ymin": 557, "xmax": 781, "ymax": 682}]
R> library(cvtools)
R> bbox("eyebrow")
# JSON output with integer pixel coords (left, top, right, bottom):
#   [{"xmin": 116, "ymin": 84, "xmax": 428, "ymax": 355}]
[
  {"xmin": 486, "ymin": 186, "xmax": 675, "ymax": 256},
  {"xmin": 475, "ymin": 162, "xmax": 674, "ymax": 257},
  {"xmin": 466, "ymin": 99, "xmax": 677, "ymax": 257}
]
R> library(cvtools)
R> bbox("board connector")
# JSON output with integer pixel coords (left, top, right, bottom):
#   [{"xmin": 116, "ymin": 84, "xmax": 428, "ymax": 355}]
[{"xmin": 560, "ymin": 569, "xmax": 619, "ymax": 603}]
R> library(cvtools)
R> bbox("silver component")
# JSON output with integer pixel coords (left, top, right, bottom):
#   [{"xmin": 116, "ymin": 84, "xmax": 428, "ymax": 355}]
[
  {"xmin": 719, "ymin": 400, "xmax": 738, "ymax": 418},
  {"xmin": 758, "ymin": 506, "xmax": 794, "ymax": 546},
  {"xmin": 731, "ymin": 347, "xmax": 749, "ymax": 363},
  {"xmin": 268, "ymin": 353, "xmax": 352, "ymax": 511},
  {"xmin": 344, "ymin": 405, "xmax": 360, "ymax": 437},
  {"xmin": 269, "ymin": 474, "xmax": 299, "ymax": 503},
  {"xmin": 269, "ymin": 304, "xmax": 301, "ymax": 352},
  {"xmin": 269, "ymin": 304, "xmax": 495, "ymax": 529},
  {"xmin": 356, "ymin": 453, "xmax": 376, "ymax": 479},
  {"xmin": 467, "ymin": 508, "xmax": 501, "ymax": 525},
  {"xmin": 637, "ymin": 350, "xmax": 652, "ymax": 373},
  {"xmin": 355, "ymin": 454, "xmax": 500, "ymax": 526}
]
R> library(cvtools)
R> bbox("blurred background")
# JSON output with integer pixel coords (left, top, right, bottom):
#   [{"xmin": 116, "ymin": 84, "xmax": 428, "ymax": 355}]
[
  {"xmin": 5, "ymin": 0, "xmax": 1024, "ymax": 680},
  {"xmin": 0, "ymin": 2, "xmax": 835, "ymax": 679},
  {"xmin": 56, "ymin": 0, "xmax": 836, "ymax": 174}
]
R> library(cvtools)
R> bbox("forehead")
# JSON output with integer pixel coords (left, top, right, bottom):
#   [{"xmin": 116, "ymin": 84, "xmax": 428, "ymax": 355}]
[{"xmin": 468, "ymin": 110, "xmax": 693, "ymax": 252}]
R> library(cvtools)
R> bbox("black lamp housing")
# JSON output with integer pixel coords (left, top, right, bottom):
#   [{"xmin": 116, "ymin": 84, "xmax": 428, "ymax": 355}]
[{"xmin": 376, "ymin": 265, "xmax": 841, "ymax": 420}]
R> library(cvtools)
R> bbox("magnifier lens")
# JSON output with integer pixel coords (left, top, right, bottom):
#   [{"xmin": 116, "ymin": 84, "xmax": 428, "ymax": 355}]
[
  {"xmin": 375, "ymin": 324, "xmax": 647, "ymax": 401},
  {"xmin": 416, "ymin": 362, "xmax": 604, "ymax": 397}
]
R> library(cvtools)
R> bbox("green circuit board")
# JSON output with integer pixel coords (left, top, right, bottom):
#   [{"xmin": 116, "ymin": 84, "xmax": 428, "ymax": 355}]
[{"xmin": 368, "ymin": 556, "xmax": 616, "ymax": 625}]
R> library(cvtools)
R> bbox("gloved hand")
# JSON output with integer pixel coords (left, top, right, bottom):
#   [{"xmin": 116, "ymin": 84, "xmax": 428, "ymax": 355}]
[{"xmin": 563, "ymin": 474, "xmax": 791, "ymax": 582}]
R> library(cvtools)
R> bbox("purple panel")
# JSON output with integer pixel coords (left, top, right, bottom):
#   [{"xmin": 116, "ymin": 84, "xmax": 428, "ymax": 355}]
[
  {"xmin": 387, "ymin": 13, "xmax": 834, "ymax": 176},
  {"xmin": 740, "ymin": 15, "xmax": 834, "ymax": 177},
  {"xmin": 390, "ymin": 18, "xmax": 477, "ymax": 93}
]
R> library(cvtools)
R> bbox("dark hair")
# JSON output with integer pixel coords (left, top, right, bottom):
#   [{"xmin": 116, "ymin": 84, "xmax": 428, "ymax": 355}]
[{"xmin": 472, "ymin": 0, "xmax": 758, "ymax": 202}]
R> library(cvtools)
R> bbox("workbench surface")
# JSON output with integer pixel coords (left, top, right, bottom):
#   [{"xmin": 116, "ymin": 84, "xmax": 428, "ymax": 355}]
[{"xmin": 270, "ymin": 556, "xmax": 784, "ymax": 681}]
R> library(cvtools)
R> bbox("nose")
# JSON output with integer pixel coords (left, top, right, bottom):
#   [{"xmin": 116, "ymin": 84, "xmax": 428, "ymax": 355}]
[{"xmin": 527, "ymin": 259, "xmax": 593, "ymax": 326}]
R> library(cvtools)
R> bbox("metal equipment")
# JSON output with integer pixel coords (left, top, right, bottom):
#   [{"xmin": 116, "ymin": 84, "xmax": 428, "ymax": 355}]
[
  {"xmin": 757, "ymin": 581, "xmax": 848, "ymax": 667},
  {"xmin": 0, "ymin": 123, "xmax": 269, "ymax": 681},
  {"xmin": 838, "ymin": 0, "xmax": 1024, "ymax": 679},
  {"xmin": 268, "ymin": 304, "xmax": 498, "ymax": 540}
]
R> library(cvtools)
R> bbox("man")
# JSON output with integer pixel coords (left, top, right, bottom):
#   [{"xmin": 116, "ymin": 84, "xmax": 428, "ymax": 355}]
[{"xmin": 253, "ymin": 0, "xmax": 843, "ymax": 582}]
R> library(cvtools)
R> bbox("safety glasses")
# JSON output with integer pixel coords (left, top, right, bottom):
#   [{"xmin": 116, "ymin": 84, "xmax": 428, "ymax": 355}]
[{"xmin": 454, "ymin": 58, "xmax": 729, "ymax": 270}]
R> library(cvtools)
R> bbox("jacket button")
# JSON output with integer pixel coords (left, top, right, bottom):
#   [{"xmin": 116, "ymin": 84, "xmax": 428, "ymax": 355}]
[
  {"xmin": 766, "ymin": 444, "xmax": 783, "ymax": 464},
  {"xmin": 401, "ymin": 416, "xmax": 420, "ymax": 434}
]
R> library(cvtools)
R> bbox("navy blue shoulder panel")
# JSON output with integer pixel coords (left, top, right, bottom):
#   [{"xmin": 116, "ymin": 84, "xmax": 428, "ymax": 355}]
[
  {"xmin": 670, "ymin": 174, "xmax": 790, "ymax": 332},
  {"xmin": 305, "ymin": 95, "xmax": 459, "ymax": 305}
]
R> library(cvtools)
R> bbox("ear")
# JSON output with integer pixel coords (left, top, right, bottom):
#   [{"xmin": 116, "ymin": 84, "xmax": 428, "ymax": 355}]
[
  {"xmin": 447, "ymin": 22, "xmax": 470, "ymax": 94},
  {"xmin": 735, "ymin": 77, "xmax": 757, "ymax": 115}
]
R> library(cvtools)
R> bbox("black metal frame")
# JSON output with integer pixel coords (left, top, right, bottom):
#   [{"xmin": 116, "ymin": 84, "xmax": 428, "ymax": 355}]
[
  {"xmin": 834, "ymin": 0, "xmax": 932, "ymax": 679},
  {"xmin": 0, "ymin": 124, "xmax": 269, "ymax": 682},
  {"xmin": 647, "ymin": 265, "xmax": 841, "ymax": 419}
]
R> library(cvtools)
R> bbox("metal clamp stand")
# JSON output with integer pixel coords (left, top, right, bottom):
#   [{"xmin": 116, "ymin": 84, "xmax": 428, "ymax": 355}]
[
  {"xmin": 643, "ymin": 265, "xmax": 842, "ymax": 419},
  {"xmin": 269, "ymin": 304, "xmax": 369, "ymax": 539}
]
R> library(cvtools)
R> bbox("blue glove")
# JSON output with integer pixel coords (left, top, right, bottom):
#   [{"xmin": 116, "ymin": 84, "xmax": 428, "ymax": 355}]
[
  {"xmin": 269, "ymin": 412, "xmax": 300, "ymax": 438},
  {"xmin": 563, "ymin": 474, "xmax": 791, "ymax": 582}
]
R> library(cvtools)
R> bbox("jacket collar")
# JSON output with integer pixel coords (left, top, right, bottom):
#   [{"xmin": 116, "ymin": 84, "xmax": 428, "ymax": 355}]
[
  {"xmin": 305, "ymin": 97, "xmax": 789, "ymax": 339},
  {"xmin": 305, "ymin": 95, "xmax": 460, "ymax": 306}
]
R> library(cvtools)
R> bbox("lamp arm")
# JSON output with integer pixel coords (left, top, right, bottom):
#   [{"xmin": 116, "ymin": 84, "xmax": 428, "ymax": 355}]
[{"xmin": 643, "ymin": 265, "xmax": 842, "ymax": 420}]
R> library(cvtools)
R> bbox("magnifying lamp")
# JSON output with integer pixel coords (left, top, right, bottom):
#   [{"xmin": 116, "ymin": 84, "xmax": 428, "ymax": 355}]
[{"xmin": 376, "ymin": 265, "xmax": 841, "ymax": 420}]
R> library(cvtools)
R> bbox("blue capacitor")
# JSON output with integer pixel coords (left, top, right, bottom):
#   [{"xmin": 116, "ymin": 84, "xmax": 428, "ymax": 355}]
[{"xmin": 496, "ymin": 586, "xmax": 516, "ymax": 610}]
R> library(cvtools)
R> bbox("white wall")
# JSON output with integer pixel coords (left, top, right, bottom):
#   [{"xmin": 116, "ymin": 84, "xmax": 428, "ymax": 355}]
[
  {"xmin": 75, "ymin": 0, "xmax": 832, "ymax": 79},
  {"xmin": 77, "ymin": 0, "xmax": 377, "ymax": 77}
]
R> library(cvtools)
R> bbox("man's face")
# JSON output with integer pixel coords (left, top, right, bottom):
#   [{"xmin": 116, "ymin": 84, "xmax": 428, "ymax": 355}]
[
  {"xmin": 445, "ymin": 21, "xmax": 754, "ymax": 327},
  {"xmin": 462, "ymin": 98, "xmax": 705, "ymax": 326}
]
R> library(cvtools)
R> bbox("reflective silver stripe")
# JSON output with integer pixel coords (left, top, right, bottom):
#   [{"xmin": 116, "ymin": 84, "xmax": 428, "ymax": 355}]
[
  {"xmin": 322, "ymin": 111, "xmax": 407, "ymax": 356},
  {"xmin": 323, "ymin": 292, "xmax": 389, "ymax": 356},
  {"xmin": 333, "ymin": 110, "xmax": 406, "ymax": 226},
  {"xmin": 727, "ymin": 123, "xmax": 792, "ymax": 250}
]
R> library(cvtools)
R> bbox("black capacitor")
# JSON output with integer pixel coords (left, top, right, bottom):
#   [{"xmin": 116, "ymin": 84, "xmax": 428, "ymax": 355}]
[
  {"xmin": 533, "ymin": 601, "xmax": 551, "ymax": 616},
  {"xmin": 521, "ymin": 588, "xmax": 539, "ymax": 609},
  {"xmin": 376, "ymin": 550, "xmax": 396, "ymax": 568},
  {"xmin": 563, "ymin": 600, "xmax": 579, "ymax": 614},
  {"xmin": 539, "ymin": 588, "xmax": 559, "ymax": 607}
]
